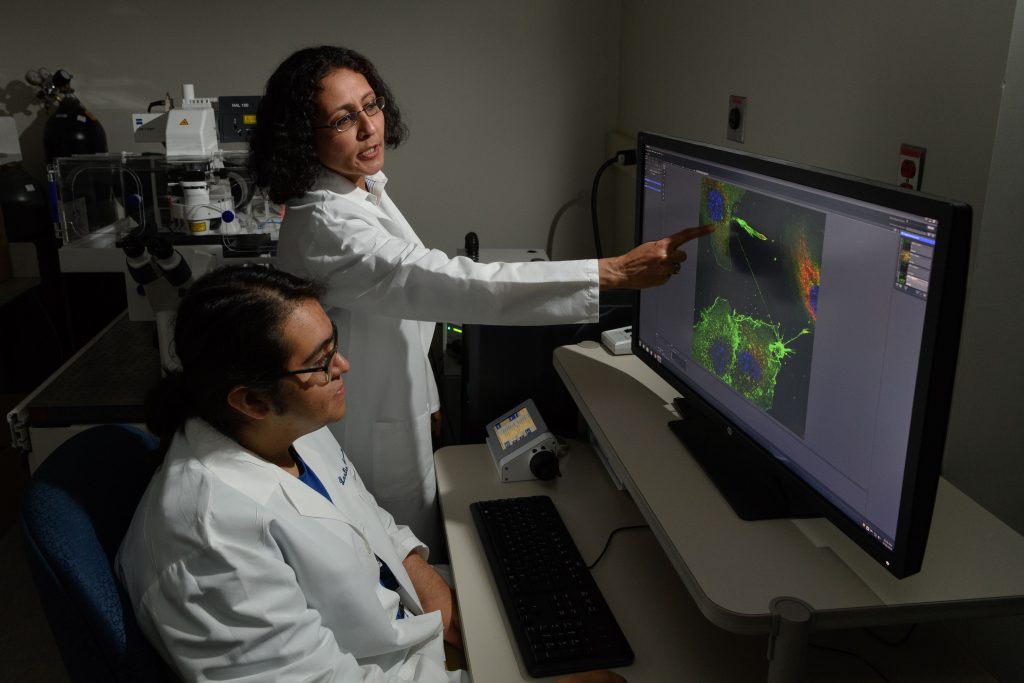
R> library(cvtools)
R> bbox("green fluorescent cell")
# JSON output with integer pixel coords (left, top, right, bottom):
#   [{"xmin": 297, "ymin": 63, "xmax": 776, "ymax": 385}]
[
  {"xmin": 700, "ymin": 178, "xmax": 746, "ymax": 271},
  {"xmin": 692, "ymin": 297, "xmax": 808, "ymax": 411},
  {"xmin": 733, "ymin": 217, "xmax": 767, "ymax": 241}
]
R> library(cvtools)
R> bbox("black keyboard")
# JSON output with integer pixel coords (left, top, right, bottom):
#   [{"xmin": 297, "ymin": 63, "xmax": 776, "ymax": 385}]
[{"xmin": 470, "ymin": 495, "xmax": 634, "ymax": 677}]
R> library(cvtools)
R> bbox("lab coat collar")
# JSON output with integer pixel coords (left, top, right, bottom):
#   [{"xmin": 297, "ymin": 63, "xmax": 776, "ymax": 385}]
[
  {"xmin": 312, "ymin": 168, "xmax": 388, "ymax": 206},
  {"xmin": 181, "ymin": 419, "xmax": 352, "ymax": 526}
]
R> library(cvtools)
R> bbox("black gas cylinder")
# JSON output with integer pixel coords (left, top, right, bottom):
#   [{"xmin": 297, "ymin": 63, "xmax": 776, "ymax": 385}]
[{"xmin": 43, "ymin": 97, "xmax": 107, "ymax": 162}]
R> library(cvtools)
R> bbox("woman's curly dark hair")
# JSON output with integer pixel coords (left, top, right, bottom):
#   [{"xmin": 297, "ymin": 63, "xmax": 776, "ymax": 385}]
[{"xmin": 249, "ymin": 45, "xmax": 409, "ymax": 204}]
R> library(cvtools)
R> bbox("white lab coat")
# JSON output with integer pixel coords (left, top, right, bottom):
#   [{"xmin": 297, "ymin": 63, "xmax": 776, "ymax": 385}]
[
  {"xmin": 116, "ymin": 419, "xmax": 468, "ymax": 683},
  {"xmin": 277, "ymin": 170, "xmax": 598, "ymax": 546}
]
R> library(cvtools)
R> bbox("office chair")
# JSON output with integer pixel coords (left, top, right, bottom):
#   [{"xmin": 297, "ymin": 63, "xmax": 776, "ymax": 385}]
[{"xmin": 19, "ymin": 424, "xmax": 177, "ymax": 682}]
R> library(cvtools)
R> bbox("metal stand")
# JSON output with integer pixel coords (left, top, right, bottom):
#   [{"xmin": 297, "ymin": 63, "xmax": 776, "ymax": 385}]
[{"xmin": 767, "ymin": 597, "xmax": 813, "ymax": 683}]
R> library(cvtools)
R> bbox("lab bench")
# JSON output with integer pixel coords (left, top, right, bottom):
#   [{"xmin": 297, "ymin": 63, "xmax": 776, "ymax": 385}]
[{"xmin": 7, "ymin": 312, "xmax": 159, "ymax": 471}]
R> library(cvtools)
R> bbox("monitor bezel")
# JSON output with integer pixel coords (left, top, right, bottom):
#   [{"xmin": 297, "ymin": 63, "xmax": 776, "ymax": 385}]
[{"xmin": 631, "ymin": 132, "xmax": 971, "ymax": 578}]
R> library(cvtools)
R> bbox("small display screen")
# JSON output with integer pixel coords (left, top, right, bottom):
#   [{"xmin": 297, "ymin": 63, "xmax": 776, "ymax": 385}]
[{"xmin": 493, "ymin": 407, "xmax": 538, "ymax": 450}]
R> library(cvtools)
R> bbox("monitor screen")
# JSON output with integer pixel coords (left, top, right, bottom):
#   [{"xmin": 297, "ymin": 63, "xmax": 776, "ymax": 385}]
[{"xmin": 632, "ymin": 133, "xmax": 971, "ymax": 578}]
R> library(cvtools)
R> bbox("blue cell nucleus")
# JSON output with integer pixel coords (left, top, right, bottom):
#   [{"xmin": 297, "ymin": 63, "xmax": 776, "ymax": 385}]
[
  {"xmin": 710, "ymin": 339, "xmax": 730, "ymax": 376},
  {"xmin": 737, "ymin": 349, "xmax": 762, "ymax": 382},
  {"xmin": 708, "ymin": 189, "xmax": 726, "ymax": 222}
]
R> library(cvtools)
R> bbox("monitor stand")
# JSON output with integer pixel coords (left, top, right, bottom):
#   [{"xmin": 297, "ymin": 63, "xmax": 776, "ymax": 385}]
[{"xmin": 669, "ymin": 398, "xmax": 820, "ymax": 521}]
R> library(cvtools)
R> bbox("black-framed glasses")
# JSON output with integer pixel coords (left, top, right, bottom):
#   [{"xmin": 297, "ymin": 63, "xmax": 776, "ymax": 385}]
[
  {"xmin": 279, "ymin": 322, "xmax": 339, "ymax": 385},
  {"xmin": 313, "ymin": 96, "xmax": 386, "ymax": 133}
]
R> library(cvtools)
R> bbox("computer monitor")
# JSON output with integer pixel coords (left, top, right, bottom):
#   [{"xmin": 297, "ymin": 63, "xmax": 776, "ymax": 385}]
[{"xmin": 632, "ymin": 132, "xmax": 971, "ymax": 579}]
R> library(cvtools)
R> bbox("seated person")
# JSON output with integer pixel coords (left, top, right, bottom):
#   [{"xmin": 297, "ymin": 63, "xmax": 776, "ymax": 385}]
[{"xmin": 117, "ymin": 264, "xmax": 624, "ymax": 683}]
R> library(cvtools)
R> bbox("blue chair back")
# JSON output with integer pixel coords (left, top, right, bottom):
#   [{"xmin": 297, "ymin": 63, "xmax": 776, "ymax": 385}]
[{"xmin": 20, "ymin": 424, "xmax": 176, "ymax": 682}]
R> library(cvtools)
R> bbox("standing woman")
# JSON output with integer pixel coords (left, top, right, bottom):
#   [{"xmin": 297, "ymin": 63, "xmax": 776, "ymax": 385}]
[{"xmin": 249, "ymin": 45, "xmax": 711, "ymax": 547}]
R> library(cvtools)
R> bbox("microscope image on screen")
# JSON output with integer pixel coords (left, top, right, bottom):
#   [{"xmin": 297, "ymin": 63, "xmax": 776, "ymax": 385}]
[{"xmin": 691, "ymin": 178, "xmax": 825, "ymax": 436}]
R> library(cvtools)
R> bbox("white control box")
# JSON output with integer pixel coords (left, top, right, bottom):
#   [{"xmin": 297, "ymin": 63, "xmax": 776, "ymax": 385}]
[{"xmin": 601, "ymin": 325, "xmax": 632, "ymax": 355}]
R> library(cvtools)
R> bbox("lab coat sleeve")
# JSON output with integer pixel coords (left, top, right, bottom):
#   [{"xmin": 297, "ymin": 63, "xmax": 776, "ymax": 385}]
[
  {"xmin": 347, "ymin": 447, "xmax": 430, "ymax": 562},
  {"xmin": 138, "ymin": 533, "xmax": 450, "ymax": 682},
  {"xmin": 295, "ymin": 206, "xmax": 599, "ymax": 325}
]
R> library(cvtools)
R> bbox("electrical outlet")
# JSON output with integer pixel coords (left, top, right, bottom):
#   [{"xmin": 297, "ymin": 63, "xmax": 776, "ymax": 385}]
[
  {"xmin": 727, "ymin": 95, "xmax": 746, "ymax": 143},
  {"xmin": 898, "ymin": 144, "xmax": 925, "ymax": 190}
]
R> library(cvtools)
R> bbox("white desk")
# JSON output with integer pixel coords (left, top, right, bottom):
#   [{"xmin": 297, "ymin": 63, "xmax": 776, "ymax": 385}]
[
  {"xmin": 436, "ymin": 441, "xmax": 1005, "ymax": 682},
  {"xmin": 550, "ymin": 341, "xmax": 1024, "ymax": 679}
]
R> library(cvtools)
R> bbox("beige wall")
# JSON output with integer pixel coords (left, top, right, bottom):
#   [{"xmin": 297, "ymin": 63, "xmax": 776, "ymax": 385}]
[
  {"xmin": 941, "ymin": 0, "xmax": 1024, "ymax": 534},
  {"xmin": 616, "ymin": 1, "xmax": 1014, "ymax": 225}
]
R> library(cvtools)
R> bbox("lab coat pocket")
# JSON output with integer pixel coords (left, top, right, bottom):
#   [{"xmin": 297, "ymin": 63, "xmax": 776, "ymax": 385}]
[{"xmin": 371, "ymin": 410, "xmax": 434, "ymax": 502}]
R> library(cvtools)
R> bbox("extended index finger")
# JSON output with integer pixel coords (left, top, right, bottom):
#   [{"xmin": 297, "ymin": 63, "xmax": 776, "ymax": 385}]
[{"xmin": 666, "ymin": 224, "xmax": 716, "ymax": 247}]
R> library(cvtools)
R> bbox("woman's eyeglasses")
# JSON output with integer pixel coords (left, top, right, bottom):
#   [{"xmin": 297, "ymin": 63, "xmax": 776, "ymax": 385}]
[
  {"xmin": 313, "ymin": 97, "xmax": 386, "ymax": 133},
  {"xmin": 278, "ymin": 322, "xmax": 339, "ymax": 385}
]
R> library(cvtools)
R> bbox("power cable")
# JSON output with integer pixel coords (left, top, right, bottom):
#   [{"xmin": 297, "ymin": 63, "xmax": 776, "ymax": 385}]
[{"xmin": 590, "ymin": 149, "xmax": 637, "ymax": 258}]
